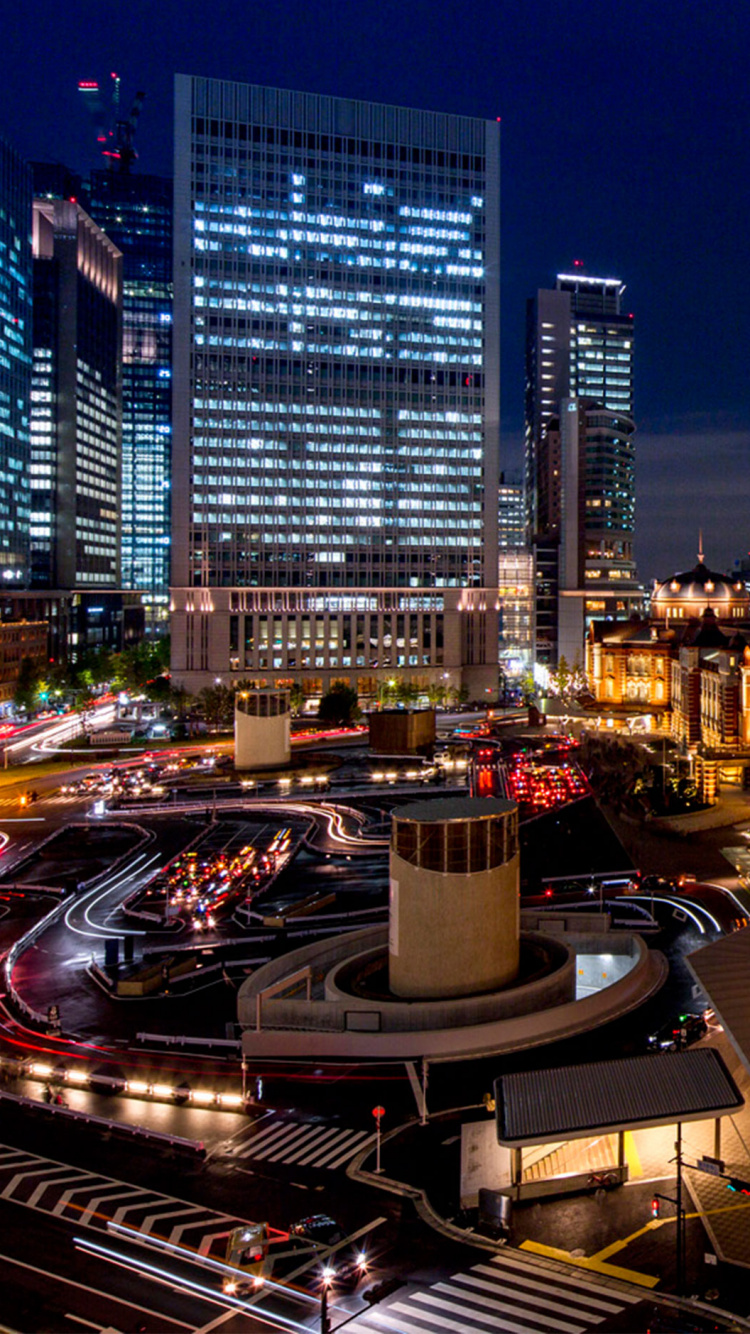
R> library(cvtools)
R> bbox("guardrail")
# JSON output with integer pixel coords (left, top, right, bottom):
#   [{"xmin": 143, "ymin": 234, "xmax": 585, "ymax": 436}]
[
  {"xmin": 136, "ymin": 1031, "xmax": 242, "ymax": 1053},
  {"xmin": 0, "ymin": 1087, "xmax": 205, "ymax": 1156}
]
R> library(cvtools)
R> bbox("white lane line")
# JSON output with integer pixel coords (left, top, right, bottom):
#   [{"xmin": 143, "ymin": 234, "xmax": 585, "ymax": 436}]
[
  {"xmin": 456, "ymin": 1272, "xmax": 608, "ymax": 1322},
  {"xmin": 281, "ymin": 1125, "xmax": 343, "ymax": 1164},
  {"xmin": 434, "ymin": 1282, "xmax": 586, "ymax": 1333},
  {"xmin": 264, "ymin": 1123, "xmax": 327, "ymax": 1162},
  {"xmin": 406, "ymin": 1294, "xmax": 529, "ymax": 1334},
  {"xmin": 324, "ymin": 1132, "xmax": 376, "ymax": 1170},
  {"xmin": 313, "ymin": 1129, "xmax": 368, "ymax": 1168},
  {"xmin": 0, "ymin": 1247, "xmax": 192, "ymax": 1327},
  {"xmin": 483, "ymin": 1255, "xmax": 638, "ymax": 1307},
  {"xmin": 28, "ymin": 1172, "xmax": 93, "ymax": 1208},
  {"xmin": 239, "ymin": 1121, "xmax": 299, "ymax": 1156},
  {"xmin": 139, "ymin": 1204, "xmax": 207, "ymax": 1236}
]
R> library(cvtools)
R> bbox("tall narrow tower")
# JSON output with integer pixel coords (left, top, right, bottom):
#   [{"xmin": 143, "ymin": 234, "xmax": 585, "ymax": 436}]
[{"xmin": 525, "ymin": 269, "xmax": 639, "ymax": 665}]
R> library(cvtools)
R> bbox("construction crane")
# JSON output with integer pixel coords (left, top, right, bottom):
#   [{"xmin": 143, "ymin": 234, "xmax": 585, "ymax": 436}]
[{"xmin": 78, "ymin": 72, "xmax": 145, "ymax": 173}]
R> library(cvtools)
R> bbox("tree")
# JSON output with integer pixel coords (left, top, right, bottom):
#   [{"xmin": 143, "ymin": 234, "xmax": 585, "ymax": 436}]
[
  {"xmin": 197, "ymin": 684, "xmax": 234, "ymax": 731},
  {"xmin": 14, "ymin": 657, "xmax": 41, "ymax": 714},
  {"xmin": 394, "ymin": 678, "xmax": 419, "ymax": 707},
  {"xmin": 425, "ymin": 682, "xmax": 447, "ymax": 709},
  {"xmin": 318, "ymin": 681, "xmax": 359, "ymax": 725},
  {"xmin": 288, "ymin": 682, "xmax": 305, "ymax": 716}
]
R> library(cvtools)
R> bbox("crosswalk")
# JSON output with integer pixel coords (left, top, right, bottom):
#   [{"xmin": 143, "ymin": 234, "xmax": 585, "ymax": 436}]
[
  {"xmin": 230, "ymin": 1114, "xmax": 376, "ymax": 1171},
  {"xmin": 0, "ymin": 1143, "xmax": 253, "ymax": 1261},
  {"xmin": 348, "ymin": 1249, "xmax": 643, "ymax": 1334}
]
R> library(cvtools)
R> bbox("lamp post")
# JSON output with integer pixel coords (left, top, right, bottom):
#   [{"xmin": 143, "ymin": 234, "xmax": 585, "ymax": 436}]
[{"xmin": 320, "ymin": 1268, "xmax": 333, "ymax": 1334}]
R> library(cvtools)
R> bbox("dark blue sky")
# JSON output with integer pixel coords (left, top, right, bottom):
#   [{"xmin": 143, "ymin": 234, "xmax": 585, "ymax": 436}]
[{"xmin": 5, "ymin": 0, "xmax": 750, "ymax": 582}]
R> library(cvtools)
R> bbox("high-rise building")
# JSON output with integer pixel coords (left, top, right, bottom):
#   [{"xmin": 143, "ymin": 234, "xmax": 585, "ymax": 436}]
[
  {"xmin": 30, "ymin": 198, "xmax": 122, "ymax": 588},
  {"xmin": 86, "ymin": 170, "xmax": 173, "ymax": 623},
  {"xmin": 0, "ymin": 135, "xmax": 32, "ymax": 584},
  {"xmin": 171, "ymin": 77, "xmax": 500, "ymax": 701},
  {"xmin": 498, "ymin": 471, "xmax": 525, "ymax": 550},
  {"xmin": 525, "ymin": 269, "xmax": 639, "ymax": 665}
]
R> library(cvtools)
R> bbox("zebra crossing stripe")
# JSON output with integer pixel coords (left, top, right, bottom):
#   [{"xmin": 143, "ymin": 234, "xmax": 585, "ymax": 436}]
[
  {"xmin": 271, "ymin": 1125, "xmax": 339, "ymax": 1164},
  {"xmin": 250, "ymin": 1122, "xmax": 310, "ymax": 1159},
  {"xmin": 320, "ymin": 1131, "xmax": 375, "ymax": 1170},
  {"xmin": 455, "ymin": 1273, "xmax": 607, "ymax": 1323},
  {"xmin": 484, "ymin": 1255, "xmax": 639, "ymax": 1308},
  {"xmin": 432, "ymin": 1283, "xmax": 586, "ymax": 1333},
  {"xmin": 263, "ymin": 1123, "xmax": 322, "ymax": 1161},
  {"xmin": 3, "ymin": 1165, "xmax": 78, "ymax": 1200},
  {"xmin": 375, "ymin": 1305, "xmax": 482, "ymax": 1334},
  {"xmin": 28, "ymin": 1172, "xmax": 91, "ymax": 1208},
  {"xmin": 171, "ymin": 1214, "xmax": 239, "ymax": 1248},
  {"xmin": 73, "ymin": 1189, "xmax": 146, "ymax": 1225},
  {"xmin": 313, "ymin": 1130, "xmax": 368, "ymax": 1168},
  {"xmin": 291, "ymin": 1124, "xmax": 358, "ymax": 1165},
  {"xmin": 138, "ymin": 1205, "xmax": 207, "ymax": 1236},
  {"xmin": 240, "ymin": 1120, "xmax": 300, "ymax": 1155},
  {"xmin": 198, "ymin": 1228, "xmax": 235, "ymax": 1258}
]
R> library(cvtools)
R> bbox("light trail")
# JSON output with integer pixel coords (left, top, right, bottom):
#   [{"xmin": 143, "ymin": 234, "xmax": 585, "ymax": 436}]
[
  {"xmin": 74, "ymin": 1236, "xmax": 313, "ymax": 1331},
  {"xmin": 64, "ymin": 851, "xmax": 163, "ymax": 939}
]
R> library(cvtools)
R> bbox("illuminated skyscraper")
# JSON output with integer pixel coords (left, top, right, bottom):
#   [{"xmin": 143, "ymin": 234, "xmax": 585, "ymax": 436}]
[
  {"xmin": 0, "ymin": 135, "xmax": 32, "ymax": 584},
  {"xmin": 525, "ymin": 270, "xmax": 639, "ymax": 665},
  {"xmin": 87, "ymin": 170, "xmax": 172, "ymax": 622},
  {"xmin": 30, "ymin": 198, "xmax": 122, "ymax": 588},
  {"xmin": 172, "ymin": 77, "xmax": 500, "ymax": 700}
]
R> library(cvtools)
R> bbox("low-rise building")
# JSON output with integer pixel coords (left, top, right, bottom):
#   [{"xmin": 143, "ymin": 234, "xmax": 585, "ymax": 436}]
[{"xmin": 586, "ymin": 551, "xmax": 750, "ymax": 801}]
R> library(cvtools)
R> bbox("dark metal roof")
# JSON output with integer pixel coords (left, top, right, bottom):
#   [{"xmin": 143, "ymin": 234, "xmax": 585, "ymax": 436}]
[
  {"xmin": 688, "ymin": 929, "xmax": 750, "ymax": 1077},
  {"xmin": 494, "ymin": 1048, "xmax": 742, "ymax": 1146},
  {"xmin": 394, "ymin": 797, "xmax": 515, "ymax": 823}
]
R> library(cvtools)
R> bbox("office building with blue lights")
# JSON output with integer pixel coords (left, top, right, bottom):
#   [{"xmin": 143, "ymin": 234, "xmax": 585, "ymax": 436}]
[
  {"xmin": 87, "ymin": 170, "xmax": 172, "ymax": 624},
  {"xmin": 30, "ymin": 198, "xmax": 122, "ymax": 589},
  {"xmin": 171, "ymin": 77, "xmax": 500, "ymax": 700},
  {"xmin": 525, "ymin": 271, "xmax": 640, "ymax": 666},
  {"xmin": 0, "ymin": 135, "xmax": 32, "ymax": 584}
]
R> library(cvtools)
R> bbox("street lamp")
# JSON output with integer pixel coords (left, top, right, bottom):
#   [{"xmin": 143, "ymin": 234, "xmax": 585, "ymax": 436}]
[{"xmin": 320, "ymin": 1267, "xmax": 334, "ymax": 1334}]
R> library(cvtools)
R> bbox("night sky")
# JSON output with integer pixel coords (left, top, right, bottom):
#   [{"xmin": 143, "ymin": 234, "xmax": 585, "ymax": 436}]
[{"xmin": 4, "ymin": 0, "xmax": 750, "ymax": 584}]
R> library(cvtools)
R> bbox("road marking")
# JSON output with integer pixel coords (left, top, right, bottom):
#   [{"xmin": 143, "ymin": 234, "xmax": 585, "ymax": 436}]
[
  {"xmin": 516, "ymin": 1243, "xmax": 658, "ymax": 1288},
  {"xmin": 487, "ymin": 1253, "xmax": 642, "ymax": 1304},
  {"xmin": 0, "ymin": 1247, "xmax": 191, "ymax": 1326}
]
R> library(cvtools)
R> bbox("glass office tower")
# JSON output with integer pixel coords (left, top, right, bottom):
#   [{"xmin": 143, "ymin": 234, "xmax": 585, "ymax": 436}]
[
  {"xmin": 0, "ymin": 136, "xmax": 32, "ymax": 583},
  {"xmin": 30, "ymin": 199, "xmax": 122, "ymax": 588},
  {"xmin": 87, "ymin": 170, "xmax": 172, "ymax": 625},
  {"xmin": 172, "ymin": 78, "xmax": 500, "ymax": 700},
  {"xmin": 525, "ymin": 270, "xmax": 639, "ymax": 665}
]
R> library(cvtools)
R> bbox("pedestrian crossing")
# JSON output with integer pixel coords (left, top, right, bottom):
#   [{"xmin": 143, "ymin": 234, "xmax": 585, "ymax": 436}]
[
  {"xmin": 0, "ymin": 1142, "xmax": 252, "ymax": 1261},
  {"xmin": 230, "ymin": 1114, "xmax": 376, "ymax": 1171},
  {"xmin": 347, "ymin": 1249, "xmax": 643, "ymax": 1334}
]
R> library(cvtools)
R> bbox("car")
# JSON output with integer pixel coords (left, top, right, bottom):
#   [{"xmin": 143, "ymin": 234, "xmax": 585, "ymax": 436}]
[
  {"xmin": 648, "ymin": 1012, "xmax": 707, "ymax": 1052},
  {"xmin": 289, "ymin": 1214, "xmax": 369, "ymax": 1287}
]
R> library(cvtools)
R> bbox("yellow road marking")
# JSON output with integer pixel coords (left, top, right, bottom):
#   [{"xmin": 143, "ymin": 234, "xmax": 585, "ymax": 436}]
[{"xmin": 519, "ymin": 1241, "xmax": 658, "ymax": 1287}]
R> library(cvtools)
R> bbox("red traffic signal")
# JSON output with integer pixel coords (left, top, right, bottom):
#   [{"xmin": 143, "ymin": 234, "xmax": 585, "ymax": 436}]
[{"xmin": 651, "ymin": 1197, "xmax": 660, "ymax": 1218}]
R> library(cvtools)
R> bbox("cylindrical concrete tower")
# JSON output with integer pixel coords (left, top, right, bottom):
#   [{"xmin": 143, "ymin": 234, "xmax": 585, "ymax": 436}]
[
  {"xmin": 234, "ymin": 689, "xmax": 291, "ymax": 770},
  {"xmin": 389, "ymin": 797, "xmax": 519, "ymax": 1000}
]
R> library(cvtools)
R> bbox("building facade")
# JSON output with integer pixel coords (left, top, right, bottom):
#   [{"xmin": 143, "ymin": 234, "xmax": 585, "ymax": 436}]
[
  {"xmin": 586, "ymin": 554, "xmax": 750, "ymax": 803},
  {"xmin": 30, "ymin": 199, "xmax": 122, "ymax": 589},
  {"xmin": 525, "ymin": 270, "xmax": 638, "ymax": 665},
  {"xmin": 0, "ymin": 136, "xmax": 32, "ymax": 585},
  {"xmin": 87, "ymin": 170, "xmax": 173, "ymax": 621},
  {"xmin": 171, "ymin": 77, "xmax": 500, "ymax": 700}
]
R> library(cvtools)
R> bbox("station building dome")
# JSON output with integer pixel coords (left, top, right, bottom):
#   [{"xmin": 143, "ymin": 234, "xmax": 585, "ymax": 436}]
[{"xmin": 652, "ymin": 550, "xmax": 749, "ymax": 623}]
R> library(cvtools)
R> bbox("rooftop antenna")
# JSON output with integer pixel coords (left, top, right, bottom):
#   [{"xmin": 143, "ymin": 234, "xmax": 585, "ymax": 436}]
[{"xmin": 78, "ymin": 73, "xmax": 145, "ymax": 173}]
